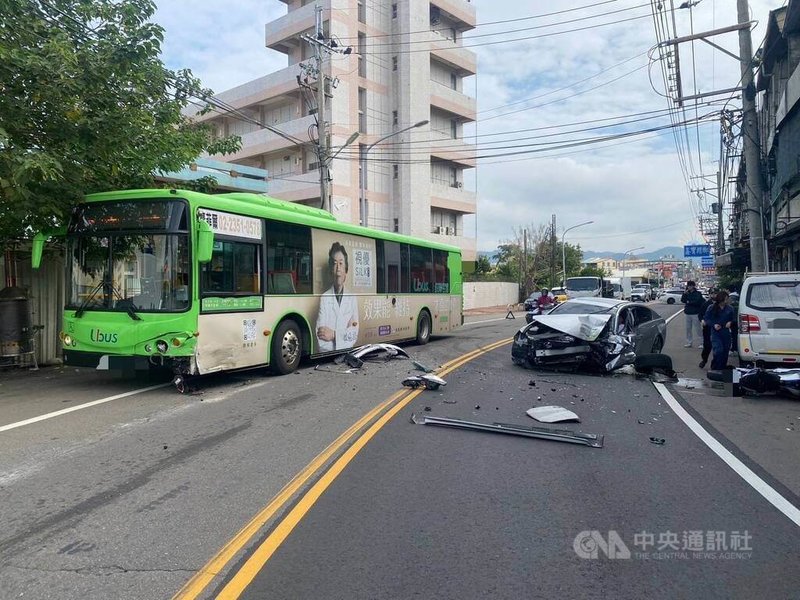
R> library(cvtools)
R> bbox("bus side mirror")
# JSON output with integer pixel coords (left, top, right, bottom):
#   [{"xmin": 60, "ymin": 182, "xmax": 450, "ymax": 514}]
[
  {"xmin": 31, "ymin": 233, "xmax": 46, "ymax": 269},
  {"xmin": 196, "ymin": 220, "xmax": 214, "ymax": 263}
]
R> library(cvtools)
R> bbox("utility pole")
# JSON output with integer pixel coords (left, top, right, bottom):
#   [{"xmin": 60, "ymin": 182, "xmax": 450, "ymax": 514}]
[
  {"xmin": 299, "ymin": 6, "xmax": 353, "ymax": 213},
  {"xmin": 550, "ymin": 214, "xmax": 557, "ymax": 287},
  {"xmin": 523, "ymin": 228, "xmax": 528, "ymax": 298},
  {"xmin": 736, "ymin": 0, "xmax": 766, "ymax": 271}
]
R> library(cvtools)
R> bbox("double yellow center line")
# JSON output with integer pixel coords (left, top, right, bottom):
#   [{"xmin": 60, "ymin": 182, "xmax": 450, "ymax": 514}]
[{"xmin": 174, "ymin": 337, "xmax": 512, "ymax": 600}]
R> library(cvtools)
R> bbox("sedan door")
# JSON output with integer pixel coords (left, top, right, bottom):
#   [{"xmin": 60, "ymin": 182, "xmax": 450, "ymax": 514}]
[{"xmin": 631, "ymin": 306, "xmax": 661, "ymax": 353}]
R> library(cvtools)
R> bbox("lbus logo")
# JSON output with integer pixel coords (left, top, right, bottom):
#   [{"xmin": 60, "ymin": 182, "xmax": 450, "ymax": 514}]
[{"xmin": 90, "ymin": 329, "xmax": 118, "ymax": 344}]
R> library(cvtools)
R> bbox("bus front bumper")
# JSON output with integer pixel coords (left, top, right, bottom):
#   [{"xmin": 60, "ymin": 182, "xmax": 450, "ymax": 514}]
[{"xmin": 64, "ymin": 350, "xmax": 151, "ymax": 371}]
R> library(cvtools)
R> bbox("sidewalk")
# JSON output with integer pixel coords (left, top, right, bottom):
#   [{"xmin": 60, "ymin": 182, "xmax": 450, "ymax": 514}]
[{"xmin": 663, "ymin": 311, "xmax": 800, "ymax": 498}]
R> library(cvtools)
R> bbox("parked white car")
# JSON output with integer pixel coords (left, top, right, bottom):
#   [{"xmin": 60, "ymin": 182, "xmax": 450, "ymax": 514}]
[
  {"xmin": 738, "ymin": 272, "xmax": 800, "ymax": 367},
  {"xmin": 659, "ymin": 287, "xmax": 684, "ymax": 305},
  {"xmin": 630, "ymin": 285, "xmax": 652, "ymax": 302}
]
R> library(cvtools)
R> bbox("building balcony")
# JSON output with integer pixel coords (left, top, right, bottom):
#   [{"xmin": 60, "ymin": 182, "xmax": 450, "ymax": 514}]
[
  {"xmin": 430, "ymin": 81, "xmax": 476, "ymax": 122},
  {"xmin": 266, "ymin": 170, "xmax": 320, "ymax": 203},
  {"xmin": 427, "ymin": 230, "xmax": 476, "ymax": 261},
  {"xmin": 432, "ymin": 0, "xmax": 477, "ymax": 30},
  {"xmin": 265, "ymin": 1, "xmax": 327, "ymax": 54},
  {"xmin": 430, "ymin": 38, "xmax": 476, "ymax": 75},
  {"xmin": 190, "ymin": 65, "xmax": 304, "ymax": 121},
  {"xmin": 430, "ymin": 182, "xmax": 476, "ymax": 214},
  {"xmin": 429, "ymin": 136, "xmax": 476, "ymax": 168},
  {"xmin": 211, "ymin": 115, "xmax": 315, "ymax": 161}
]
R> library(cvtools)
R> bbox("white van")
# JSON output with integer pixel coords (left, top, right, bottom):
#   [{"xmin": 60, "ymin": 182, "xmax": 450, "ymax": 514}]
[{"xmin": 738, "ymin": 272, "xmax": 800, "ymax": 367}]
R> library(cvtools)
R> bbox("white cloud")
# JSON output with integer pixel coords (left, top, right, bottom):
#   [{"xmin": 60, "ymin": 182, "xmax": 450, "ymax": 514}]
[{"xmin": 152, "ymin": 0, "xmax": 778, "ymax": 254}]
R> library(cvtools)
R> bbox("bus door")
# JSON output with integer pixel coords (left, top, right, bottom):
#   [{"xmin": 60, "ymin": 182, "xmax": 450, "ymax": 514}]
[{"xmin": 195, "ymin": 209, "xmax": 268, "ymax": 373}]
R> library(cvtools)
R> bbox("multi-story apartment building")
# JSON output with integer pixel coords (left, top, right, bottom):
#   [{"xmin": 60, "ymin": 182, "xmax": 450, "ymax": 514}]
[{"xmin": 192, "ymin": 0, "xmax": 478, "ymax": 261}]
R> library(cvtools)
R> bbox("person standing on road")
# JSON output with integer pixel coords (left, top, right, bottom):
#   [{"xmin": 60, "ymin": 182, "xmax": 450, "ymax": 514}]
[
  {"xmin": 681, "ymin": 281, "xmax": 705, "ymax": 347},
  {"xmin": 703, "ymin": 290, "xmax": 734, "ymax": 370},
  {"xmin": 728, "ymin": 291, "xmax": 740, "ymax": 353},
  {"xmin": 698, "ymin": 295, "xmax": 714, "ymax": 369}
]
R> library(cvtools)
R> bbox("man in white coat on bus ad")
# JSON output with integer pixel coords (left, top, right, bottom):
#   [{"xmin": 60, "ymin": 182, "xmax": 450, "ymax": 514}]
[{"xmin": 316, "ymin": 242, "xmax": 359, "ymax": 352}]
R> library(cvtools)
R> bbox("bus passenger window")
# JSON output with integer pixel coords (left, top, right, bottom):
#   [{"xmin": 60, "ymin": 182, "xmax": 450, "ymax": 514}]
[
  {"xmin": 410, "ymin": 246, "xmax": 433, "ymax": 293},
  {"xmin": 201, "ymin": 240, "xmax": 262, "ymax": 295},
  {"xmin": 433, "ymin": 250, "xmax": 449, "ymax": 293},
  {"xmin": 266, "ymin": 221, "xmax": 312, "ymax": 294}
]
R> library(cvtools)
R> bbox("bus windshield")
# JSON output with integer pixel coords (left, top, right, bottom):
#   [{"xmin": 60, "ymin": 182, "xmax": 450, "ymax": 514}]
[
  {"xmin": 66, "ymin": 201, "xmax": 190, "ymax": 313},
  {"xmin": 566, "ymin": 277, "xmax": 601, "ymax": 291}
]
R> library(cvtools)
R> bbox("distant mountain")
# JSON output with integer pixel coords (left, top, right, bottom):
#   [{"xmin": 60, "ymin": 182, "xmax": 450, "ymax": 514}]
[{"xmin": 582, "ymin": 247, "xmax": 687, "ymax": 262}]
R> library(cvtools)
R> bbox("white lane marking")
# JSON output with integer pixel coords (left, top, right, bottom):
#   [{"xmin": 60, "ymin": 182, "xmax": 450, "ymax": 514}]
[
  {"xmin": 665, "ymin": 309, "xmax": 685, "ymax": 325},
  {"xmin": 653, "ymin": 382, "xmax": 800, "ymax": 528},
  {"xmin": 0, "ymin": 383, "xmax": 171, "ymax": 434},
  {"xmin": 463, "ymin": 317, "xmax": 512, "ymax": 326}
]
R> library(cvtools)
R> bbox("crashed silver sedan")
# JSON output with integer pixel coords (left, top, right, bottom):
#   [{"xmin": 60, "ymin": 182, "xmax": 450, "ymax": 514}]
[{"xmin": 512, "ymin": 298, "xmax": 667, "ymax": 372}]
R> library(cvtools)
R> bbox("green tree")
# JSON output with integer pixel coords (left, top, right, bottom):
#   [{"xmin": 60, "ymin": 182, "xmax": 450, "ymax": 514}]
[
  {"xmin": 579, "ymin": 265, "xmax": 608, "ymax": 278},
  {"xmin": 0, "ymin": 0, "xmax": 240, "ymax": 243},
  {"xmin": 475, "ymin": 254, "xmax": 492, "ymax": 274}
]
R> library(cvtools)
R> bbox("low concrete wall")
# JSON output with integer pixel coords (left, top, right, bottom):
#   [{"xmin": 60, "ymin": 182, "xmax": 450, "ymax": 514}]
[{"xmin": 463, "ymin": 281, "xmax": 519, "ymax": 310}]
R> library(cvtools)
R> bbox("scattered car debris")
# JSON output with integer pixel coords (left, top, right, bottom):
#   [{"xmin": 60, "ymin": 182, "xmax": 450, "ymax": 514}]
[
  {"xmin": 410, "ymin": 413, "xmax": 604, "ymax": 448},
  {"xmin": 527, "ymin": 405, "xmax": 580, "ymax": 423},
  {"xmin": 649, "ymin": 437, "xmax": 666, "ymax": 445},
  {"xmin": 349, "ymin": 343, "xmax": 410, "ymax": 362},
  {"xmin": 633, "ymin": 354, "xmax": 677, "ymax": 380},
  {"xmin": 412, "ymin": 360, "xmax": 434, "ymax": 373},
  {"xmin": 401, "ymin": 374, "xmax": 447, "ymax": 390},
  {"xmin": 314, "ymin": 364, "xmax": 357, "ymax": 375}
]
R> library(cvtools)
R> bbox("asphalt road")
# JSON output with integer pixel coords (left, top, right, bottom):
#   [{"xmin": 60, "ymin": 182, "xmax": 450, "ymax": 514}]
[
  {"xmin": 0, "ymin": 313, "xmax": 518, "ymax": 600},
  {"xmin": 1, "ymin": 306, "xmax": 798, "ymax": 599},
  {"xmin": 222, "ymin": 304, "xmax": 800, "ymax": 600}
]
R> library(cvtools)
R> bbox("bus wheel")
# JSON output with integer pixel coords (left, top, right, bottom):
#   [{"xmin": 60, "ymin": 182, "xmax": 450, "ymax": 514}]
[
  {"xmin": 416, "ymin": 310, "xmax": 431, "ymax": 345},
  {"xmin": 272, "ymin": 319, "xmax": 302, "ymax": 374}
]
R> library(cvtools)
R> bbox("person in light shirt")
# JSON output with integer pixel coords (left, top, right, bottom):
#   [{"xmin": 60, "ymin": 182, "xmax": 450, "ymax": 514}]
[{"xmin": 316, "ymin": 242, "xmax": 359, "ymax": 352}]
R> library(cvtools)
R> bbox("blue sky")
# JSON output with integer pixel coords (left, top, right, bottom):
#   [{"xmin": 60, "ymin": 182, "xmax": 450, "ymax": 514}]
[{"xmin": 154, "ymin": 0, "xmax": 777, "ymax": 255}]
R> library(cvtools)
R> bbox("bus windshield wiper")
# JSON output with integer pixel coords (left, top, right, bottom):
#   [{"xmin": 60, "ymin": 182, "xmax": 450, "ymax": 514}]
[
  {"xmin": 74, "ymin": 280, "xmax": 106, "ymax": 318},
  {"xmin": 108, "ymin": 282, "xmax": 142, "ymax": 321}
]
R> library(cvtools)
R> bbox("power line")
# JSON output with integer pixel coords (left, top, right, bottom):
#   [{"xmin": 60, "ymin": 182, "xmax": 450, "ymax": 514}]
[
  {"xmin": 366, "ymin": 2, "xmax": 652, "ymax": 47},
  {"xmin": 364, "ymin": 12, "xmax": 654, "ymax": 55},
  {"xmin": 335, "ymin": 0, "xmax": 625, "ymax": 41}
]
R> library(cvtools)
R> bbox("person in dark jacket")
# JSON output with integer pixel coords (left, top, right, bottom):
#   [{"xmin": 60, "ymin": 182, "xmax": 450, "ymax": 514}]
[
  {"xmin": 703, "ymin": 290, "xmax": 735, "ymax": 370},
  {"xmin": 681, "ymin": 281, "xmax": 705, "ymax": 347},
  {"xmin": 698, "ymin": 296, "xmax": 713, "ymax": 368},
  {"xmin": 728, "ymin": 291, "xmax": 740, "ymax": 352}
]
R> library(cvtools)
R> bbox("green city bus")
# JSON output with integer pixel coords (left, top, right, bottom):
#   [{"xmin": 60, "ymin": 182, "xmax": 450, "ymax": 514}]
[{"xmin": 32, "ymin": 189, "xmax": 463, "ymax": 390}]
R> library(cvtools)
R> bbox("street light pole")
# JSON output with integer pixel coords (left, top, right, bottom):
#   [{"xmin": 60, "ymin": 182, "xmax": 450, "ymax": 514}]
[
  {"xmin": 621, "ymin": 246, "xmax": 645, "ymax": 298},
  {"xmin": 561, "ymin": 220, "xmax": 593, "ymax": 286},
  {"xmin": 359, "ymin": 119, "xmax": 428, "ymax": 227}
]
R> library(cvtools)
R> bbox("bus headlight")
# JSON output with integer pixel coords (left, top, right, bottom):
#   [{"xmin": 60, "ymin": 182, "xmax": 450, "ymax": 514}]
[
  {"xmin": 144, "ymin": 343, "xmax": 153, "ymax": 353},
  {"xmin": 63, "ymin": 334, "xmax": 73, "ymax": 346},
  {"xmin": 156, "ymin": 340, "xmax": 169, "ymax": 354}
]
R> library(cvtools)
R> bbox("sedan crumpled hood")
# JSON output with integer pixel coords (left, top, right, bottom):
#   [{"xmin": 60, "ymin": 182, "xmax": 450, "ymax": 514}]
[{"xmin": 519, "ymin": 314, "xmax": 613, "ymax": 341}]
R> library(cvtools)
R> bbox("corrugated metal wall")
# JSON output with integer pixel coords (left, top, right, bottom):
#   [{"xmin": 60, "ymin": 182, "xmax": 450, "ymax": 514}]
[{"xmin": 1, "ymin": 247, "xmax": 64, "ymax": 365}]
